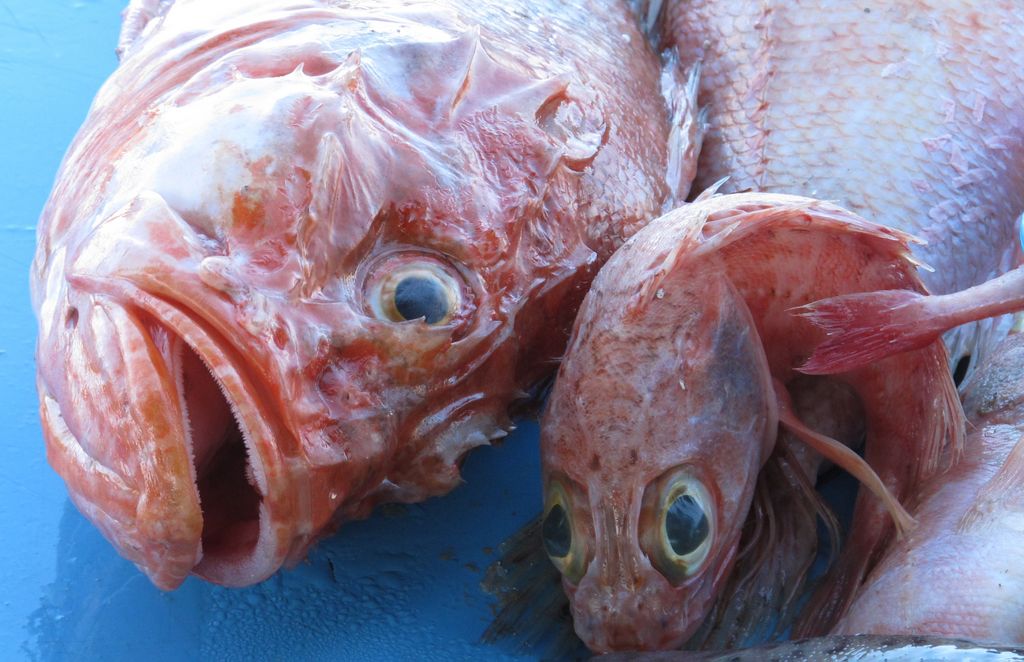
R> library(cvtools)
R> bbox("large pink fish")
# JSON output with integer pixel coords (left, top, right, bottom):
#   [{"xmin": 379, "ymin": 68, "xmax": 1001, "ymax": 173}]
[{"xmin": 30, "ymin": 0, "xmax": 698, "ymax": 589}]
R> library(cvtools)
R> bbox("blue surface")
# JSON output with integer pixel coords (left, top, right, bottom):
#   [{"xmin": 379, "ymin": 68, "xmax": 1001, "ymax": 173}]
[{"xmin": 0, "ymin": 3, "xmax": 543, "ymax": 659}]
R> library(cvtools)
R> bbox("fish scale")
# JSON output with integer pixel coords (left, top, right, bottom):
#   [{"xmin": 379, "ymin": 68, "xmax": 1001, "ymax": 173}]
[
  {"xmin": 652, "ymin": 0, "xmax": 1024, "ymax": 639},
  {"xmin": 667, "ymin": 0, "xmax": 1024, "ymax": 303}
]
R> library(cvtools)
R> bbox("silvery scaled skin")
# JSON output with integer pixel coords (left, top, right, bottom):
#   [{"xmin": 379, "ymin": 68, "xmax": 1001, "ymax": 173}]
[
  {"xmin": 30, "ymin": 0, "xmax": 693, "ymax": 589},
  {"xmin": 661, "ymin": 0, "xmax": 1024, "ymax": 312}
]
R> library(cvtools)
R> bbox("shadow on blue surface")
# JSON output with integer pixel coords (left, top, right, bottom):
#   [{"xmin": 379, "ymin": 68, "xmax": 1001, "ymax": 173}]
[{"xmin": 25, "ymin": 425, "xmax": 543, "ymax": 661}]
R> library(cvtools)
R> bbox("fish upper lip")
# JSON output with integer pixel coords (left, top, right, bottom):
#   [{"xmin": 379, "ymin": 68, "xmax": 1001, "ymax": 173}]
[{"xmin": 71, "ymin": 273, "xmax": 306, "ymax": 587}]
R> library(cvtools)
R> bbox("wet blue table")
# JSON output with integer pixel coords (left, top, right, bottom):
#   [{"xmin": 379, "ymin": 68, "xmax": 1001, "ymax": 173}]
[{"xmin": 0, "ymin": 3, "xmax": 542, "ymax": 659}]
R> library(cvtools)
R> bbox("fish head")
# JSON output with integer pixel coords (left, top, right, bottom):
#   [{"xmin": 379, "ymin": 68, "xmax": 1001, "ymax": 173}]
[
  {"xmin": 32, "ymin": 16, "xmax": 615, "ymax": 589},
  {"xmin": 539, "ymin": 220, "xmax": 778, "ymax": 652}
]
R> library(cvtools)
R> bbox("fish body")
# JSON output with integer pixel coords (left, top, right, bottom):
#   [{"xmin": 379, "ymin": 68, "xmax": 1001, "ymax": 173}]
[
  {"xmin": 31, "ymin": 0, "xmax": 685, "ymax": 589},
  {"xmin": 657, "ymin": 0, "xmax": 1024, "ymax": 360},
  {"xmin": 649, "ymin": 0, "xmax": 1024, "ymax": 634},
  {"xmin": 538, "ymin": 192, "xmax": 960, "ymax": 652},
  {"xmin": 836, "ymin": 331, "xmax": 1024, "ymax": 643}
]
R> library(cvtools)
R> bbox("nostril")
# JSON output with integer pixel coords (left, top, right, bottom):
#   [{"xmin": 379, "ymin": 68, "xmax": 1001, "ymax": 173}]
[{"xmin": 65, "ymin": 307, "xmax": 78, "ymax": 329}]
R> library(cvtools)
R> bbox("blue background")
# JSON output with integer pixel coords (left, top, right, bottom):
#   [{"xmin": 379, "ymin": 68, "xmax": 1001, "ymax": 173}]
[{"xmin": 0, "ymin": 2, "xmax": 544, "ymax": 659}]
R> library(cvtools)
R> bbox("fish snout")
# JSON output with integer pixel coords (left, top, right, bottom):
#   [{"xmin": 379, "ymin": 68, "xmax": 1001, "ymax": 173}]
[
  {"xmin": 38, "ymin": 278, "xmax": 302, "ymax": 589},
  {"xmin": 565, "ymin": 497, "xmax": 690, "ymax": 651},
  {"xmin": 571, "ymin": 577, "xmax": 688, "ymax": 652}
]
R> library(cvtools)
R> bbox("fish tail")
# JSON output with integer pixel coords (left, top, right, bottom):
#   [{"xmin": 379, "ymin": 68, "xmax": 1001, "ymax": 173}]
[
  {"xmin": 794, "ymin": 289, "xmax": 941, "ymax": 375},
  {"xmin": 800, "ymin": 265, "xmax": 1024, "ymax": 375}
]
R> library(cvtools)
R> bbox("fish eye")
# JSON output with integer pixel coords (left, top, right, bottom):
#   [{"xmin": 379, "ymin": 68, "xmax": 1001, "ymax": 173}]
[
  {"xmin": 542, "ymin": 502, "xmax": 572, "ymax": 558},
  {"xmin": 542, "ymin": 479, "xmax": 589, "ymax": 584},
  {"xmin": 665, "ymin": 492, "xmax": 710, "ymax": 557},
  {"xmin": 365, "ymin": 257, "xmax": 465, "ymax": 326},
  {"xmin": 392, "ymin": 270, "xmax": 451, "ymax": 323},
  {"xmin": 640, "ymin": 468, "xmax": 715, "ymax": 584}
]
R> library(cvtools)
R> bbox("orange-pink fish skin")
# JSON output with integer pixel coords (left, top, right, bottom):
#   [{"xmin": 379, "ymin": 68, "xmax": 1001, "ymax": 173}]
[
  {"xmin": 540, "ymin": 193, "xmax": 964, "ymax": 652},
  {"xmin": 543, "ymin": 244, "xmax": 777, "ymax": 651},
  {"xmin": 31, "ymin": 0, "xmax": 680, "ymax": 589}
]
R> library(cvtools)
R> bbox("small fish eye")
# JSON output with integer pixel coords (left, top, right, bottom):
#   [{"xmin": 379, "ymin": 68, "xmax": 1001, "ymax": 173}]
[
  {"xmin": 542, "ymin": 503, "xmax": 572, "ymax": 558},
  {"xmin": 394, "ymin": 274, "xmax": 449, "ymax": 323},
  {"xmin": 542, "ymin": 479, "xmax": 589, "ymax": 584},
  {"xmin": 665, "ymin": 493, "xmax": 710, "ymax": 557},
  {"xmin": 640, "ymin": 468, "xmax": 715, "ymax": 584}
]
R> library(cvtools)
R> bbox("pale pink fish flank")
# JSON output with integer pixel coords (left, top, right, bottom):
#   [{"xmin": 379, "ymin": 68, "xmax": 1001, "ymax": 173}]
[
  {"xmin": 836, "ymin": 331, "xmax": 1024, "ymax": 644},
  {"xmin": 655, "ymin": 0, "xmax": 1024, "ymax": 362}
]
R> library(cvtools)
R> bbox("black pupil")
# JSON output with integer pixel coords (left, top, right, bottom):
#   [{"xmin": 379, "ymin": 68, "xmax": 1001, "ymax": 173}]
[
  {"xmin": 542, "ymin": 503, "xmax": 572, "ymax": 559},
  {"xmin": 394, "ymin": 275, "xmax": 449, "ymax": 324},
  {"xmin": 665, "ymin": 493, "xmax": 709, "ymax": 557}
]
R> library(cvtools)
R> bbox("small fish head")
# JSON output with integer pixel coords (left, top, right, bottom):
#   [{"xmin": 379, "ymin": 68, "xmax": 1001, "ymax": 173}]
[
  {"xmin": 34, "ymin": 24, "xmax": 609, "ymax": 588},
  {"xmin": 539, "ymin": 246, "xmax": 777, "ymax": 651}
]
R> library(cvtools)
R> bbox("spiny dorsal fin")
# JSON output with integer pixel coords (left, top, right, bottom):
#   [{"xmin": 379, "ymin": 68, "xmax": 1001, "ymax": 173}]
[
  {"xmin": 117, "ymin": 0, "xmax": 175, "ymax": 60},
  {"xmin": 660, "ymin": 55, "xmax": 706, "ymax": 206}
]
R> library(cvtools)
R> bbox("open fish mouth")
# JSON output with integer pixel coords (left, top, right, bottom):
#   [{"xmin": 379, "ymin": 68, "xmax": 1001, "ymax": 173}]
[
  {"xmin": 170, "ymin": 321, "xmax": 278, "ymax": 584},
  {"xmin": 41, "ymin": 279, "xmax": 301, "ymax": 589},
  {"xmin": 135, "ymin": 287, "xmax": 304, "ymax": 588}
]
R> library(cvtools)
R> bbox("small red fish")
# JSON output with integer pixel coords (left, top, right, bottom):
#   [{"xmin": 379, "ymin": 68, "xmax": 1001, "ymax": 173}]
[
  {"xmin": 537, "ymin": 192, "xmax": 960, "ymax": 652},
  {"xmin": 30, "ymin": 0, "xmax": 697, "ymax": 589}
]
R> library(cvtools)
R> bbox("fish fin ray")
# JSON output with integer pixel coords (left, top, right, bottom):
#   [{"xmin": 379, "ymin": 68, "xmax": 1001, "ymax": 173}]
[
  {"xmin": 801, "ymin": 266, "xmax": 1024, "ymax": 375},
  {"xmin": 688, "ymin": 436, "xmax": 838, "ymax": 649},
  {"xmin": 117, "ymin": 0, "xmax": 175, "ymax": 60},
  {"xmin": 630, "ymin": 0, "xmax": 666, "ymax": 45},
  {"xmin": 773, "ymin": 380, "xmax": 916, "ymax": 537},
  {"xmin": 695, "ymin": 196, "xmax": 915, "ymax": 260},
  {"xmin": 481, "ymin": 515, "xmax": 582, "ymax": 657},
  {"xmin": 692, "ymin": 176, "xmax": 730, "ymax": 202},
  {"xmin": 795, "ymin": 290, "xmax": 940, "ymax": 375},
  {"xmin": 660, "ymin": 55, "xmax": 706, "ymax": 206}
]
